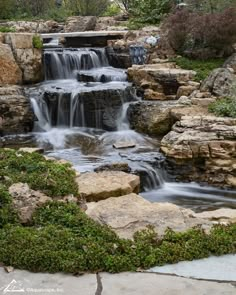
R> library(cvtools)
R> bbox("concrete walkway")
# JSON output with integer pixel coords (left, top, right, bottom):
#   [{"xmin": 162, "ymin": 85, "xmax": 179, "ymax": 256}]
[
  {"xmin": 0, "ymin": 268, "xmax": 235, "ymax": 295},
  {"xmin": 149, "ymin": 255, "xmax": 236, "ymax": 281}
]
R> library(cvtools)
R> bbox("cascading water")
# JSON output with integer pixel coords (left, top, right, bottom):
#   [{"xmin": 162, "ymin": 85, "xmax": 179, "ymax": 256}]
[{"xmin": 29, "ymin": 46, "xmax": 236, "ymax": 212}]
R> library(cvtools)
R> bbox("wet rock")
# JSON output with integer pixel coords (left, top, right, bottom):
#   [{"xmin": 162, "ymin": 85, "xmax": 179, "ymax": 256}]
[
  {"xmin": 113, "ymin": 141, "xmax": 136, "ymax": 149},
  {"xmin": 128, "ymin": 101, "xmax": 179, "ymax": 136},
  {"xmin": 76, "ymin": 171, "xmax": 140, "ymax": 202},
  {"xmin": 64, "ymin": 16, "xmax": 97, "ymax": 32},
  {"xmin": 0, "ymin": 86, "xmax": 34, "ymax": 135},
  {"xmin": 200, "ymin": 68, "xmax": 236, "ymax": 97},
  {"xmin": 86, "ymin": 193, "xmax": 212, "ymax": 239},
  {"xmin": 9, "ymin": 183, "xmax": 52, "ymax": 224},
  {"xmin": 95, "ymin": 163, "xmax": 131, "ymax": 173},
  {"xmin": 0, "ymin": 43, "xmax": 22, "ymax": 85}
]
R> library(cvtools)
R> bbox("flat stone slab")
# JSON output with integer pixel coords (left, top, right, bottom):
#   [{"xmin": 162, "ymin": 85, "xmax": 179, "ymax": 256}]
[
  {"xmin": 113, "ymin": 141, "xmax": 136, "ymax": 149},
  {"xmin": 149, "ymin": 254, "xmax": 236, "ymax": 282},
  {"xmin": 77, "ymin": 171, "xmax": 140, "ymax": 202},
  {"xmin": 0, "ymin": 268, "xmax": 235, "ymax": 295},
  {"xmin": 41, "ymin": 31, "xmax": 126, "ymax": 39}
]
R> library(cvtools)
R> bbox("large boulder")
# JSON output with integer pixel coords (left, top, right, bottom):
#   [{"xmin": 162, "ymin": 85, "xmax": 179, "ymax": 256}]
[
  {"xmin": 77, "ymin": 171, "xmax": 140, "ymax": 202},
  {"xmin": 200, "ymin": 68, "xmax": 236, "ymax": 97},
  {"xmin": 128, "ymin": 64, "xmax": 196, "ymax": 100},
  {"xmin": 161, "ymin": 115, "xmax": 236, "ymax": 187},
  {"xmin": 5, "ymin": 33, "xmax": 43, "ymax": 84},
  {"xmin": 0, "ymin": 86, "xmax": 34, "ymax": 135},
  {"xmin": 86, "ymin": 193, "xmax": 212, "ymax": 239},
  {"xmin": 64, "ymin": 16, "xmax": 97, "ymax": 32},
  {"xmin": 128, "ymin": 101, "xmax": 179, "ymax": 136},
  {"xmin": 0, "ymin": 43, "xmax": 22, "ymax": 85}
]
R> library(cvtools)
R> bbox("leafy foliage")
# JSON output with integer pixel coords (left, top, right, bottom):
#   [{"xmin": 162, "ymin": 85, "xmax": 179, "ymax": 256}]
[
  {"xmin": 172, "ymin": 57, "xmax": 224, "ymax": 82},
  {"xmin": 165, "ymin": 8, "xmax": 236, "ymax": 59},
  {"xmin": 0, "ymin": 149, "xmax": 78, "ymax": 197},
  {"xmin": 209, "ymin": 98, "xmax": 236, "ymax": 118},
  {"xmin": 0, "ymin": 201, "xmax": 235, "ymax": 273},
  {"xmin": 32, "ymin": 35, "xmax": 43, "ymax": 49},
  {"xmin": 0, "ymin": 26, "xmax": 16, "ymax": 33}
]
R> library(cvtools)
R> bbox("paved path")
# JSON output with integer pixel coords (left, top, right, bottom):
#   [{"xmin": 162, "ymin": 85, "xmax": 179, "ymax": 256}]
[
  {"xmin": 149, "ymin": 254, "xmax": 236, "ymax": 281},
  {"xmin": 0, "ymin": 268, "xmax": 235, "ymax": 295}
]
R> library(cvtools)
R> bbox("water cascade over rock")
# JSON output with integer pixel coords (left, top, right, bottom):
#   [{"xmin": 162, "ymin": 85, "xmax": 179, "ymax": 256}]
[{"xmin": 29, "ymin": 46, "xmax": 236, "ymax": 212}]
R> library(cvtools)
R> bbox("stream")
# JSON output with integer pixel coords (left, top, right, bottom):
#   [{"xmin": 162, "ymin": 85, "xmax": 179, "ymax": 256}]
[{"xmin": 27, "ymin": 47, "xmax": 236, "ymax": 212}]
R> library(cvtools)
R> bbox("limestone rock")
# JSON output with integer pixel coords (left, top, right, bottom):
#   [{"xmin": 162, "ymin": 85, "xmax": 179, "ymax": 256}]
[
  {"xmin": 86, "ymin": 194, "xmax": 212, "ymax": 239},
  {"xmin": 194, "ymin": 208, "xmax": 236, "ymax": 222},
  {"xmin": 64, "ymin": 16, "xmax": 97, "ymax": 32},
  {"xmin": 160, "ymin": 115, "xmax": 236, "ymax": 187},
  {"xmin": 223, "ymin": 53, "xmax": 236, "ymax": 73},
  {"xmin": 76, "ymin": 171, "xmax": 140, "ymax": 202},
  {"xmin": 200, "ymin": 68, "xmax": 236, "ymax": 97},
  {"xmin": 128, "ymin": 64, "xmax": 196, "ymax": 100},
  {"xmin": 0, "ymin": 86, "xmax": 34, "ymax": 135},
  {"xmin": 9, "ymin": 183, "xmax": 52, "ymax": 224},
  {"xmin": 0, "ymin": 20, "xmax": 62, "ymax": 33},
  {"xmin": 127, "ymin": 101, "xmax": 179, "ymax": 136},
  {"xmin": 0, "ymin": 43, "xmax": 22, "ymax": 85},
  {"xmin": 4, "ymin": 33, "xmax": 43, "ymax": 83}
]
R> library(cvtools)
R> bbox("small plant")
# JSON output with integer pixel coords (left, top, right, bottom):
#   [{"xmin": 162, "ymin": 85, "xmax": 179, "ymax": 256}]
[
  {"xmin": 209, "ymin": 97, "xmax": 236, "ymax": 118},
  {"xmin": 172, "ymin": 57, "xmax": 224, "ymax": 82},
  {"xmin": 32, "ymin": 35, "xmax": 43, "ymax": 49},
  {"xmin": 103, "ymin": 3, "xmax": 121, "ymax": 16},
  {"xmin": 0, "ymin": 26, "xmax": 16, "ymax": 33}
]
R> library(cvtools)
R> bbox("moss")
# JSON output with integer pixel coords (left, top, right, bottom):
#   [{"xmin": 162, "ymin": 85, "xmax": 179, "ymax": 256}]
[
  {"xmin": 209, "ymin": 97, "xmax": 236, "ymax": 118},
  {"xmin": 0, "ymin": 149, "xmax": 78, "ymax": 197},
  {"xmin": 32, "ymin": 35, "xmax": 43, "ymax": 49},
  {"xmin": 171, "ymin": 57, "xmax": 224, "ymax": 82},
  {"xmin": 0, "ymin": 201, "xmax": 235, "ymax": 273}
]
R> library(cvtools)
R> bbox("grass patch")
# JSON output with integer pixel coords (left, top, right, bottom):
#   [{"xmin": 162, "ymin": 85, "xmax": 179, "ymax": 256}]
[
  {"xmin": 209, "ymin": 97, "xmax": 236, "ymax": 118},
  {"xmin": 0, "ymin": 201, "xmax": 235, "ymax": 273},
  {"xmin": 0, "ymin": 149, "xmax": 78, "ymax": 197},
  {"xmin": 172, "ymin": 57, "xmax": 225, "ymax": 82}
]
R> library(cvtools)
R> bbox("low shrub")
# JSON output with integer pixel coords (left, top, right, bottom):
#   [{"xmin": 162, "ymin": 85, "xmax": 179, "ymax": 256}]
[
  {"xmin": 0, "ymin": 26, "xmax": 16, "ymax": 33},
  {"xmin": 172, "ymin": 57, "xmax": 224, "ymax": 82},
  {"xmin": 165, "ymin": 8, "xmax": 236, "ymax": 59},
  {"xmin": 0, "ymin": 149, "xmax": 78, "ymax": 197},
  {"xmin": 209, "ymin": 98, "xmax": 236, "ymax": 118},
  {"xmin": 0, "ymin": 201, "xmax": 235, "ymax": 273},
  {"xmin": 32, "ymin": 35, "xmax": 43, "ymax": 49}
]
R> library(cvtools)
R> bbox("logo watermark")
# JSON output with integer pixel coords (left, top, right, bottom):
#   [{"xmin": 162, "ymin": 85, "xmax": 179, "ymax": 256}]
[{"xmin": 1, "ymin": 280, "xmax": 64, "ymax": 294}]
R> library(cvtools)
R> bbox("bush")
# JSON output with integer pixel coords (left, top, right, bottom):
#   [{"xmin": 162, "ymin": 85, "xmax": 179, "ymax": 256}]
[
  {"xmin": 0, "ymin": 201, "xmax": 235, "ymax": 273},
  {"xmin": 165, "ymin": 8, "xmax": 236, "ymax": 59},
  {"xmin": 0, "ymin": 149, "xmax": 78, "ymax": 197},
  {"xmin": 103, "ymin": 3, "xmax": 121, "ymax": 16},
  {"xmin": 172, "ymin": 57, "xmax": 224, "ymax": 82},
  {"xmin": 32, "ymin": 35, "xmax": 43, "ymax": 49},
  {"xmin": 128, "ymin": 0, "xmax": 175, "ymax": 25},
  {"xmin": 209, "ymin": 98, "xmax": 236, "ymax": 118}
]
